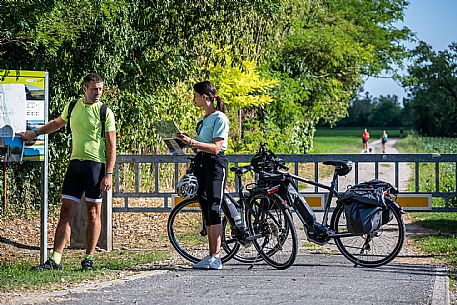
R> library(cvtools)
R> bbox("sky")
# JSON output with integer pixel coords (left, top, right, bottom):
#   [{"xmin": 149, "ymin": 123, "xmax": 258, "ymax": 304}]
[{"xmin": 363, "ymin": 0, "xmax": 457, "ymax": 101}]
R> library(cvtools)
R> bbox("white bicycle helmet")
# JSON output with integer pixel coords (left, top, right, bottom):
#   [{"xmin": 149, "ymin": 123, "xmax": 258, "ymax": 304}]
[{"xmin": 177, "ymin": 173, "xmax": 199, "ymax": 199}]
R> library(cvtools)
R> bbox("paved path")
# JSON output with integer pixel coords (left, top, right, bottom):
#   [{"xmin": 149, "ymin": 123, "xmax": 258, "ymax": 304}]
[{"xmin": 13, "ymin": 253, "xmax": 445, "ymax": 305}]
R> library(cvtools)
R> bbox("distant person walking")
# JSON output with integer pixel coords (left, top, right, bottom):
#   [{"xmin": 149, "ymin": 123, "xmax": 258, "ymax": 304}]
[
  {"xmin": 381, "ymin": 130, "xmax": 388, "ymax": 153},
  {"xmin": 362, "ymin": 128, "xmax": 370, "ymax": 153}
]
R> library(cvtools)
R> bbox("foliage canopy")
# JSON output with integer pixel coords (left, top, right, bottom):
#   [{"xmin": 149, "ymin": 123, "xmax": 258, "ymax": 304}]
[{"xmin": 0, "ymin": 0, "xmax": 411, "ymax": 211}]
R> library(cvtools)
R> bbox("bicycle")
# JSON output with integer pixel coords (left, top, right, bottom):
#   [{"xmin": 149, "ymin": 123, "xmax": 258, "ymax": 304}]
[
  {"xmin": 167, "ymin": 156, "xmax": 299, "ymax": 269},
  {"xmin": 251, "ymin": 143, "xmax": 406, "ymax": 268}
]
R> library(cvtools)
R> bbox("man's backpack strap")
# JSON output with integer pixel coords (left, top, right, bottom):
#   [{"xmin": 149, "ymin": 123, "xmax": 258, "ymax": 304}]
[
  {"xmin": 66, "ymin": 98, "xmax": 78, "ymax": 134},
  {"xmin": 67, "ymin": 99, "xmax": 108, "ymax": 138},
  {"xmin": 100, "ymin": 103, "xmax": 108, "ymax": 138}
]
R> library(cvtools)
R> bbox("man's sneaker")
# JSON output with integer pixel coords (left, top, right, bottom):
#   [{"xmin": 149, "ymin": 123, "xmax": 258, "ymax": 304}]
[
  {"xmin": 36, "ymin": 259, "xmax": 62, "ymax": 271},
  {"xmin": 81, "ymin": 258, "xmax": 95, "ymax": 270},
  {"xmin": 208, "ymin": 256, "xmax": 222, "ymax": 270},
  {"xmin": 192, "ymin": 255, "xmax": 212, "ymax": 269}
]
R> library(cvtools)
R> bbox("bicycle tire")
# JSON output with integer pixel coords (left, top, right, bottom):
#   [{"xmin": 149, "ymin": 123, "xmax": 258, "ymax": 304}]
[
  {"xmin": 330, "ymin": 202, "xmax": 405, "ymax": 267},
  {"xmin": 167, "ymin": 198, "xmax": 239, "ymax": 264},
  {"xmin": 246, "ymin": 193, "xmax": 298, "ymax": 270}
]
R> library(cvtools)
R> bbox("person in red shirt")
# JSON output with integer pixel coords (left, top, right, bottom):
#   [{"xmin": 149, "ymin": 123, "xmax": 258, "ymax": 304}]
[{"xmin": 362, "ymin": 128, "xmax": 370, "ymax": 153}]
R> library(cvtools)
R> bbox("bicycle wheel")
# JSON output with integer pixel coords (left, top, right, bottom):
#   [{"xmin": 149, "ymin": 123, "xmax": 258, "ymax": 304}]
[
  {"xmin": 167, "ymin": 198, "xmax": 238, "ymax": 264},
  {"xmin": 246, "ymin": 193, "xmax": 298, "ymax": 270},
  {"xmin": 330, "ymin": 202, "xmax": 405, "ymax": 267}
]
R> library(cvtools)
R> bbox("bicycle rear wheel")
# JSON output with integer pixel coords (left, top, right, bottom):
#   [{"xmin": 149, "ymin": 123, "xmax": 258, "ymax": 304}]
[
  {"xmin": 330, "ymin": 202, "xmax": 405, "ymax": 267},
  {"xmin": 246, "ymin": 193, "xmax": 298, "ymax": 270},
  {"xmin": 167, "ymin": 198, "xmax": 239, "ymax": 264}
]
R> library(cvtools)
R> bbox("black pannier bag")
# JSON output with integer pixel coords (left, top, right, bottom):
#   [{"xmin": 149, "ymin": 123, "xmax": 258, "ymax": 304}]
[
  {"xmin": 381, "ymin": 198, "xmax": 395, "ymax": 225},
  {"xmin": 338, "ymin": 180, "xmax": 392, "ymax": 235},
  {"xmin": 343, "ymin": 201, "xmax": 382, "ymax": 235}
]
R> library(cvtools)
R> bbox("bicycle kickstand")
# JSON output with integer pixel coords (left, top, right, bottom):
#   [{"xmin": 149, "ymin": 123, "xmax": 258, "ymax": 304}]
[{"xmin": 248, "ymin": 238, "xmax": 269, "ymax": 270}]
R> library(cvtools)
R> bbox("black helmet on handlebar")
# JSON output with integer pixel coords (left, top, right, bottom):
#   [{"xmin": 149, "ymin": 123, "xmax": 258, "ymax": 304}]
[{"xmin": 250, "ymin": 143, "xmax": 287, "ymax": 172}]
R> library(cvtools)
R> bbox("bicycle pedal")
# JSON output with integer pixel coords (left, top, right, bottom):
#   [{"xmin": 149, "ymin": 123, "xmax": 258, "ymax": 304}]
[
  {"xmin": 245, "ymin": 234, "xmax": 262, "ymax": 241},
  {"xmin": 240, "ymin": 240, "xmax": 253, "ymax": 248},
  {"xmin": 306, "ymin": 236, "xmax": 327, "ymax": 246},
  {"xmin": 326, "ymin": 230, "xmax": 336, "ymax": 237}
]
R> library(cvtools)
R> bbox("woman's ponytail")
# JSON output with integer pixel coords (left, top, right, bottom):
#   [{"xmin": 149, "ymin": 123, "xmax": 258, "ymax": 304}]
[{"xmin": 215, "ymin": 95, "xmax": 225, "ymax": 113}]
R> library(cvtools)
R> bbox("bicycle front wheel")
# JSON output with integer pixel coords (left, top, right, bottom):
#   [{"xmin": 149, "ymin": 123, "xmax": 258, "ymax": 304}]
[
  {"xmin": 167, "ymin": 198, "xmax": 239, "ymax": 264},
  {"xmin": 330, "ymin": 203, "xmax": 405, "ymax": 267},
  {"xmin": 246, "ymin": 193, "xmax": 298, "ymax": 270}
]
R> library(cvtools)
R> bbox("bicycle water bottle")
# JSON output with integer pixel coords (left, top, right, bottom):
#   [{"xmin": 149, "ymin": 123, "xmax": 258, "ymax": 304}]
[{"xmin": 225, "ymin": 197, "xmax": 243, "ymax": 228}]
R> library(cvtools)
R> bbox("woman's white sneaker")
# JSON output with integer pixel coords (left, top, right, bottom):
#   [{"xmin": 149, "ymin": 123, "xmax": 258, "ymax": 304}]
[
  {"xmin": 192, "ymin": 255, "xmax": 212, "ymax": 269},
  {"xmin": 208, "ymin": 256, "xmax": 222, "ymax": 270}
]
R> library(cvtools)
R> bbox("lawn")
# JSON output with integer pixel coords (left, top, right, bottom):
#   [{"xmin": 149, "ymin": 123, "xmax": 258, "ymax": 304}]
[{"xmin": 0, "ymin": 249, "xmax": 167, "ymax": 293}]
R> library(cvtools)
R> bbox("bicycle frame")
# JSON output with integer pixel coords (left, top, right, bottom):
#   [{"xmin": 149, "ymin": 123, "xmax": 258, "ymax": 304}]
[{"xmin": 287, "ymin": 171, "xmax": 340, "ymax": 228}]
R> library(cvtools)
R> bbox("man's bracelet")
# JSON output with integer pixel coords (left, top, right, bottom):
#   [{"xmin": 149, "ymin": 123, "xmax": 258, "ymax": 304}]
[{"xmin": 105, "ymin": 171, "xmax": 113, "ymax": 175}]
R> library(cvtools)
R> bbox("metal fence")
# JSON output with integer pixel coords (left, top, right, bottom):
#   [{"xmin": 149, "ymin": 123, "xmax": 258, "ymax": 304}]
[{"xmin": 113, "ymin": 154, "xmax": 457, "ymax": 213}]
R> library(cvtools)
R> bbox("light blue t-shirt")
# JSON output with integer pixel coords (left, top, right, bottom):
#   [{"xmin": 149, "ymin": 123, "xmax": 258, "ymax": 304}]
[{"xmin": 196, "ymin": 111, "xmax": 229, "ymax": 152}]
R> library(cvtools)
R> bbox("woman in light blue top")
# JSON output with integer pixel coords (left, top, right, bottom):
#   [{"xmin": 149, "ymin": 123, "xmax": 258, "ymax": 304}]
[{"xmin": 177, "ymin": 81, "xmax": 229, "ymax": 270}]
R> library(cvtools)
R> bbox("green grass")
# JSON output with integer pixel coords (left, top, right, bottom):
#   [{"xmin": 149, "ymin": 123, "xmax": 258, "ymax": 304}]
[
  {"xmin": 311, "ymin": 135, "xmax": 361, "ymax": 154},
  {"xmin": 0, "ymin": 250, "xmax": 167, "ymax": 292},
  {"xmin": 409, "ymin": 212, "xmax": 457, "ymax": 233},
  {"xmin": 411, "ymin": 235, "xmax": 457, "ymax": 265}
]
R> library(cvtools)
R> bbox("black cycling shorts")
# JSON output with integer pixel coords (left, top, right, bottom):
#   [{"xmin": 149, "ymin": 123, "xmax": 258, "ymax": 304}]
[
  {"xmin": 194, "ymin": 151, "xmax": 228, "ymax": 226},
  {"xmin": 62, "ymin": 160, "xmax": 105, "ymax": 203}
]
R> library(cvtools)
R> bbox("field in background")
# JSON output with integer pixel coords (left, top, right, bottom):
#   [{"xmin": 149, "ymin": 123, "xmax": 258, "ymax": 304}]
[{"xmin": 312, "ymin": 127, "xmax": 408, "ymax": 154}]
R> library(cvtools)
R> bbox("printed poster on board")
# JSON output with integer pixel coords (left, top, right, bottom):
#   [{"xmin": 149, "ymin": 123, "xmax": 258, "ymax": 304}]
[{"xmin": 0, "ymin": 70, "xmax": 47, "ymax": 161}]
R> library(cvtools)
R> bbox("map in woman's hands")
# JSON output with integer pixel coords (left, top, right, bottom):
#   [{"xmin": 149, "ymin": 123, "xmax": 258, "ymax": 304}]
[{"xmin": 154, "ymin": 121, "xmax": 194, "ymax": 155}]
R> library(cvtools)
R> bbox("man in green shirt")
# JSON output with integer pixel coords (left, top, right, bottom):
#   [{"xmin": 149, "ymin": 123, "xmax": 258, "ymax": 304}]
[{"xmin": 19, "ymin": 73, "xmax": 116, "ymax": 270}]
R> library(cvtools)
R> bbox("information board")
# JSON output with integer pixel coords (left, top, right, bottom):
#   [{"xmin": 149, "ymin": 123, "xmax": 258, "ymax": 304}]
[{"xmin": 0, "ymin": 70, "xmax": 48, "ymax": 161}]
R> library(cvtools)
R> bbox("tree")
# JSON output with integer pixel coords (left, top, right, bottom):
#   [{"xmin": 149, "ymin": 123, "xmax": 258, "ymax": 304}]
[
  {"xmin": 0, "ymin": 0, "xmax": 413, "ymax": 211},
  {"xmin": 368, "ymin": 95, "xmax": 403, "ymax": 127},
  {"xmin": 402, "ymin": 42, "xmax": 457, "ymax": 136},
  {"xmin": 336, "ymin": 93, "xmax": 404, "ymax": 127},
  {"xmin": 337, "ymin": 93, "xmax": 375, "ymax": 127},
  {"xmin": 257, "ymin": 0, "xmax": 411, "ymax": 152}
]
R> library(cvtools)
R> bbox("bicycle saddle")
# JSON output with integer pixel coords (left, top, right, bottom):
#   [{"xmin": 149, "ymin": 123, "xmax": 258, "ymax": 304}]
[
  {"xmin": 323, "ymin": 160, "xmax": 353, "ymax": 176},
  {"xmin": 323, "ymin": 160, "xmax": 352, "ymax": 167},
  {"xmin": 230, "ymin": 165, "xmax": 253, "ymax": 175}
]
